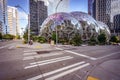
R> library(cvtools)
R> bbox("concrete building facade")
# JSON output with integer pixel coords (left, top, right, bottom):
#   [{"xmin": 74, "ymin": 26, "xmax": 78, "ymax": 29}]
[
  {"xmin": 0, "ymin": 0, "xmax": 8, "ymax": 34},
  {"xmin": 7, "ymin": 6, "xmax": 20, "ymax": 36},
  {"xmin": 29, "ymin": 0, "xmax": 48, "ymax": 35}
]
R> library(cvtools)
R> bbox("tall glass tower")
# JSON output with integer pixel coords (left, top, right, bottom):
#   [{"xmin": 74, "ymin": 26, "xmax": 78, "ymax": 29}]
[{"xmin": 30, "ymin": 0, "xmax": 48, "ymax": 35}]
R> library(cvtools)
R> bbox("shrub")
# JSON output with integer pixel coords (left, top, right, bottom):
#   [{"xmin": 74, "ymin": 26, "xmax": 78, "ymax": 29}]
[
  {"xmin": 59, "ymin": 38, "xmax": 69, "ymax": 45},
  {"xmin": 37, "ymin": 36, "xmax": 46, "ymax": 43},
  {"xmin": 110, "ymin": 36, "xmax": 119, "ymax": 43},
  {"xmin": 97, "ymin": 33, "xmax": 107, "ymax": 45},
  {"xmin": 70, "ymin": 34, "xmax": 82, "ymax": 46},
  {"xmin": 3, "ymin": 34, "xmax": 15, "ymax": 40},
  {"xmin": 88, "ymin": 37, "xmax": 98, "ymax": 45},
  {"xmin": 16, "ymin": 35, "xmax": 21, "ymax": 39}
]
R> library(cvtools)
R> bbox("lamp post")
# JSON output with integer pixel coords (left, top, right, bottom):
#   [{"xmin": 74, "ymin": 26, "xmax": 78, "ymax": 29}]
[
  {"xmin": 15, "ymin": 5, "xmax": 30, "ymax": 44},
  {"xmin": 55, "ymin": 0, "xmax": 62, "ymax": 45}
]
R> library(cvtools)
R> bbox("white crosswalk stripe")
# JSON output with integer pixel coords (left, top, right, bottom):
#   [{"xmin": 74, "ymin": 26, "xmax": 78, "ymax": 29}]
[
  {"xmin": 23, "ymin": 52, "xmax": 64, "ymax": 60},
  {"xmin": 23, "ymin": 52, "xmax": 37, "ymax": 56},
  {"xmin": 24, "ymin": 56, "xmax": 73, "ymax": 69},
  {"xmin": 45, "ymin": 63, "xmax": 90, "ymax": 80},
  {"xmin": 27, "ymin": 61, "xmax": 89, "ymax": 80}
]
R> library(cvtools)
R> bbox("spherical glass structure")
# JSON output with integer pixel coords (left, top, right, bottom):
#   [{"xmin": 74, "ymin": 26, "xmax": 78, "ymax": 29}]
[
  {"xmin": 71, "ymin": 12, "xmax": 100, "ymax": 40},
  {"xmin": 40, "ymin": 12, "xmax": 111, "ymax": 42},
  {"xmin": 40, "ymin": 12, "xmax": 83, "ymax": 40}
]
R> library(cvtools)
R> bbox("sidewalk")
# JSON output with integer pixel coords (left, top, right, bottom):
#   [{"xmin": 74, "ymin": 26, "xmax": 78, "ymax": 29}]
[
  {"xmin": 87, "ymin": 59, "xmax": 120, "ymax": 80},
  {"xmin": 16, "ymin": 42, "xmax": 53, "ymax": 50}
]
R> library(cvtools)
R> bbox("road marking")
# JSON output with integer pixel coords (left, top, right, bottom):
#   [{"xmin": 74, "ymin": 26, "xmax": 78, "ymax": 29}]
[
  {"xmin": 87, "ymin": 76, "xmax": 99, "ymax": 80},
  {"xmin": 24, "ymin": 50, "xmax": 43, "ymax": 53},
  {"xmin": 23, "ymin": 52, "xmax": 37, "ymax": 56},
  {"xmin": 55, "ymin": 47, "xmax": 64, "ymax": 50},
  {"xmin": 55, "ymin": 47, "xmax": 96, "ymax": 60},
  {"xmin": 45, "ymin": 63, "xmax": 90, "ymax": 80},
  {"xmin": 97, "ymin": 51, "xmax": 120, "ymax": 60},
  {"xmin": 27, "ymin": 61, "xmax": 85, "ymax": 80},
  {"xmin": 65, "ymin": 50, "xmax": 96, "ymax": 60},
  {"xmin": 23, "ymin": 52, "xmax": 64, "ymax": 60},
  {"xmin": 56, "ymin": 47, "xmax": 120, "ymax": 60},
  {"xmin": 24, "ymin": 56, "xmax": 73, "ymax": 69},
  {"xmin": 0, "ymin": 43, "xmax": 15, "ymax": 49},
  {"xmin": 30, "ymin": 56, "xmax": 72, "ymax": 65},
  {"xmin": 8, "ymin": 46, "xmax": 14, "ymax": 49}
]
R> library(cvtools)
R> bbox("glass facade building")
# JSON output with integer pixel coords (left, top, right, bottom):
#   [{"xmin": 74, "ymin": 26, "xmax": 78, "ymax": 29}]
[
  {"xmin": 30, "ymin": 0, "xmax": 48, "ymax": 35},
  {"xmin": 89, "ymin": 0, "xmax": 120, "ymax": 35},
  {"xmin": 40, "ymin": 12, "xmax": 111, "ymax": 41}
]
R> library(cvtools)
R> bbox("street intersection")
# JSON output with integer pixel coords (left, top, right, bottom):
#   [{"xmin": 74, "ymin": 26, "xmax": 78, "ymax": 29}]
[{"xmin": 0, "ymin": 40, "xmax": 120, "ymax": 80}]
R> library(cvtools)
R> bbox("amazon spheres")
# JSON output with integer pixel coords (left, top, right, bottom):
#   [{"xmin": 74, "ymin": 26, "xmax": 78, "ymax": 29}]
[{"xmin": 40, "ymin": 12, "xmax": 111, "ymax": 42}]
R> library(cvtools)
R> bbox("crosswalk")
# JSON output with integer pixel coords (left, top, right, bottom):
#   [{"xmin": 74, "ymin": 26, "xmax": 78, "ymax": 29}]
[{"xmin": 23, "ymin": 50, "xmax": 90, "ymax": 80}]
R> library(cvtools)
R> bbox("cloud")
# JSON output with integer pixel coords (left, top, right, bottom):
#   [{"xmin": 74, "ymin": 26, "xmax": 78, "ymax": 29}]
[
  {"xmin": 18, "ymin": 11, "xmax": 28, "ymax": 20},
  {"xmin": 18, "ymin": 11, "xmax": 28, "ymax": 34}
]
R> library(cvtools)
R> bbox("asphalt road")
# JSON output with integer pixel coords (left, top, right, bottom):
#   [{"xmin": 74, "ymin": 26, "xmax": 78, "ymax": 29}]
[{"xmin": 0, "ymin": 40, "xmax": 120, "ymax": 80}]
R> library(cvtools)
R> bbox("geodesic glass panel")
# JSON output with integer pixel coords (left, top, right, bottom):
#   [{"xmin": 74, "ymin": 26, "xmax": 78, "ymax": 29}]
[
  {"xmin": 70, "ymin": 11, "xmax": 100, "ymax": 40},
  {"xmin": 40, "ymin": 12, "xmax": 83, "ymax": 40}
]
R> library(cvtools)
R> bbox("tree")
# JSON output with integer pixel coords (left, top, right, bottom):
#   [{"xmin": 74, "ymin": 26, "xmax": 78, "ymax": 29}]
[
  {"xmin": 97, "ymin": 33, "xmax": 107, "ymax": 45},
  {"xmin": 0, "ymin": 33, "xmax": 2, "ymax": 39},
  {"xmin": 51, "ymin": 32, "xmax": 56, "ymax": 42}
]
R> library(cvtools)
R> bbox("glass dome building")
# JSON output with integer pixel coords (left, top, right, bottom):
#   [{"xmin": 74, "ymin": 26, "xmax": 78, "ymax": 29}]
[
  {"xmin": 40, "ymin": 12, "xmax": 111, "ymax": 42},
  {"xmin": 40, "ymin": 12, "xmax": 83, "ymax": 40},
  {"xmin": 70, "ymin": 12, "xmax": 100, "ymax": 40}
]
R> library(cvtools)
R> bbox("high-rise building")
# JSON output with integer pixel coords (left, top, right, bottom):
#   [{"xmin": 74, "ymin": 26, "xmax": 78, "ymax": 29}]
[
  {"xmin": 111, "ymin": 0, "xmax": 120, "ymax": 34},
  {"xmin": 0, "ymin": 0, "xmax": 8, "ymax": 34},
  {"xmin": 89, "ymin": 0, "xmax": 112, "ymax": 31},
  {"xmin": 89, "ymin": 0, "xmax": 120, "ymax": 34},
  {"xmin": 7, "ymin": 6, "xmax": 20, "ymax": 36},
  {"xmin": 88, "ymin": 0, "xmax": 94, "ymax": 15},
  {"xmin": 30, "ymin": 0, "xmax": 48, "ymax": 35}
]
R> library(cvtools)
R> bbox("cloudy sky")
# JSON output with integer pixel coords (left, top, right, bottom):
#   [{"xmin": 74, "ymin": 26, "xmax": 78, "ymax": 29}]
[{"xmin": 7, "ymin": 0, "xmax": 88, "ymax": 33}]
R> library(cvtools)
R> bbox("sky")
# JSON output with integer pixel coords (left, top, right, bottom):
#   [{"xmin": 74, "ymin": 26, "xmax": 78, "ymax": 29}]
[{"xmin": 7, "ymin": 0, "xmax": 88, "ymax": 33}]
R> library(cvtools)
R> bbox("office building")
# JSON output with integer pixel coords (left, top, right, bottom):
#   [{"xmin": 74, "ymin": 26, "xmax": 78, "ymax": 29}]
[
  {"xmin": 111, "ymin": 0, "xmax": 120, "ymax": 34},
  {"xmin": 89, "ymin": 0, "xmax": 120, "ymax": 34},
  {"xmin": 0, "ymin": 0, "xmax": 8, "ymax": 34},
  {"xmin": 88, "ymin": 0, "xmax": 94, "ymax": 15},
  {"xmin": 30, "ymin": 0, "xmax": 48, "ymax": 35},
  {"xmin": 7, "ymin": 6, "xmax": 20, "ymax": 36}
]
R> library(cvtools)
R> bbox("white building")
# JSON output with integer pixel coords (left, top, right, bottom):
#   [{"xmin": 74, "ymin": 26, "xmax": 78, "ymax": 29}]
[
  {"xmin": 7, "ymin": 6, "xmax": 20, "ymax": 36},
  {"xmin": 0, "ymin": 0, "xmax": 8, "ymax": 34}
]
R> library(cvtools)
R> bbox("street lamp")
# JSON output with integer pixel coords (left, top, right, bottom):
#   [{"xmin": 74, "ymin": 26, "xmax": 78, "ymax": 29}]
[
  {"xmin": 55, "ymin": 0, "xmax": 63, "ymax": 45},
  {"xmin": 15, "ymin": 5, "xmax": 30, "ymax": 44}
]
